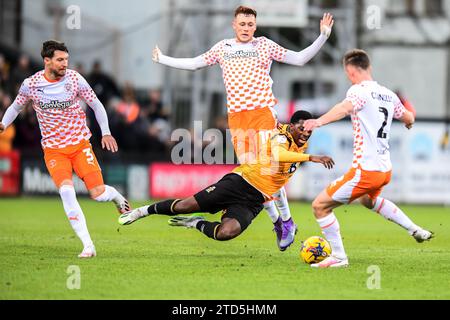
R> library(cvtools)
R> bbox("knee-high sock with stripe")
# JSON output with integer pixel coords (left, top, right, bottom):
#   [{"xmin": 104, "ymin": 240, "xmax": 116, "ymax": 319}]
[
  {"xmin": 147, "ymin": 199, "xmax": 183, "ymax": 216},
  {"xmin": 196, "ymin": 221, "xmax": 222, "ymax": 240},
  {"xmin": 59, "ymin": 185, "xmax": 93, "ymax": 248},
  {"xmin": 316, "ymin": 212, "xmax": 347, "ymax": 259},
  {"xmin": 372, "ymin": 197, "xmax": 420, "ymax": 233},
  {"xmin": 145, "ymin": 200, "xmax": 223, "ymax": 240}
]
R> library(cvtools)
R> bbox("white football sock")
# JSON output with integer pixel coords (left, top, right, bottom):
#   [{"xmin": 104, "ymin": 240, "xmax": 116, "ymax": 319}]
[
  {"xmin": 373, "ymin": 197, "xmax": 420, "ymax": 233},
  {"xmin": 59, "ymin": 185, "xmax": 93, "ymax": 248},
  {"xmin": 264, "ymin": 201, "xmax": 280, "ymax": 223},
  {"xmin": 317, "ymin": 212, "xmax": 347, "ymax": 259},
  {"xmin": 94, "ymin": 185, "xmax": 123, "ymax": 204},
  {"xmin": 273, "ymin": 187, "xmax": 292, "ymax": 222}
]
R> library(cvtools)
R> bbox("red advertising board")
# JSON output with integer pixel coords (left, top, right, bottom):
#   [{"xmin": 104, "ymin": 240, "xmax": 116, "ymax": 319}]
[
  {"xmin": 150, "ymin": 163, "xmax": 238, "ymax": 199},
  {"xmin": 0, "ymin": 151, "xmax": 20, "ymax": 196}
]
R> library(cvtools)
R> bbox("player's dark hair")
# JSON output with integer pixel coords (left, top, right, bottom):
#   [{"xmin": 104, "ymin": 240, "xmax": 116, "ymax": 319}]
[
  {"xmin": 41, "ymin": 40, "xmax": 69, "ymax": 59},
  {"xmin": 343, "ymin": 49, "xmax": 371, "ymax": 70},
  {"xmin": 290, "ymin": 110, "xmax": 313, "ymax": 124},
  {"xmin": 234, "ymin": 6, "xmax": 257, "ymax": 18}
]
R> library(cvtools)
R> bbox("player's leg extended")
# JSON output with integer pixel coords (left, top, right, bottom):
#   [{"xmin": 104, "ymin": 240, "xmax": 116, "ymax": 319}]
[
  {"xmin": 355, "ymin": 169, "xmax": 432, "ymax": 242},
  {"xmin": 45, "ymin": 147, "xmax": 95, "ymax": 258},
  {"xmin": 176, "ymin": 204, "xmax": 260, "ymax": 241},
  {"xmin": 310, "ymin": 168, "xmax": 368, "ymax": 268},
  {"xmin": 121, "ymin": 174, "xmax": 264, "ymax": 242},
  {"xmin": 359, "ymin": 193, "xmax": 434, "ymax": 243},
  {"xmin": 89, "ymin": 181, "xmax": 131, "ymax": 214},
  {"xmin": 118, "ymin": 196, "xmax": 237, "ymax": 240},
  {"xmin": 118, "ymin": 198, "xmax": 199, "ymax": 225},
  {"xmin": 119, "ymin": 174, "xmax": 240, "ymax": 226},
  {"xmin": 60, "ymin": 183, "xmax": 96, "ymax": 258},
  {"xmin": 264, "ymin": 201, "xmax": 283, "ymax": 247},
  {"xmin": 273, "ymin": 187, "xmax": 297, "ymax": 251},
  {"xmin": 156, "ymin": 198, "xmax": 244, "ymax": 241},
  {"xmin": 310, "ymin": 189, "xmax": 348, "ymax": 268},
  {"xmin": 312, "ymin": 168, "xmax": 397, "ymax": 267},
  {"xmin": 171, "ymin": 214, "xmax": 243, "ymax": 241},
  {"xmin": 73, "ymin": 141, "xmax": 131, "ymax": 214}
]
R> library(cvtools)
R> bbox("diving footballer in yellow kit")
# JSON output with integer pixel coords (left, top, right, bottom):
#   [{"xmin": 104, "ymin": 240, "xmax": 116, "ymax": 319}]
[{"xmin": 118, "ymin": 111, "xmax": 334, "ymax": 245}]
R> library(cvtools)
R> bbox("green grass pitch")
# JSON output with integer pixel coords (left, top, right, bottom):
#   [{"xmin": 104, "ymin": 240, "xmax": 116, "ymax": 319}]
[{"xmin": 1, "ymin": 197, "xmax": 449, "ymax": 300}]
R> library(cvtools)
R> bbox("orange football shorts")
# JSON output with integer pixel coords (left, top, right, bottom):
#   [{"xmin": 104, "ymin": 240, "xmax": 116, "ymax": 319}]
[
  {"xmin": 327, "ymin": 166, "xmax": 392, "ymax": 204},
  {"xmin": 228, "ymin": 107, "xmax": 277, "ymax": 163},
  {"xmin": 43, "ymin": 139, "xmax": 104, "ymax": 190}
]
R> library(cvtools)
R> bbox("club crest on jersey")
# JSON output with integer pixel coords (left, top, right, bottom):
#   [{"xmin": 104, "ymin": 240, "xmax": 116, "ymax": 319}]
[
  {"xmin": 64, "ymin": 83, "xmax": 72, "ymax": 92},
  {"xmin": 277, "ymin": 135, "xmax": 288, "ymax": 144}
]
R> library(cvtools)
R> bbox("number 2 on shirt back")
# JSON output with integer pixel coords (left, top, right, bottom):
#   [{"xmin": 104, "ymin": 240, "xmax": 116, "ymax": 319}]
[{"xmin": 377, "ymin": 107, "xmax": 389, "ymax": 139}]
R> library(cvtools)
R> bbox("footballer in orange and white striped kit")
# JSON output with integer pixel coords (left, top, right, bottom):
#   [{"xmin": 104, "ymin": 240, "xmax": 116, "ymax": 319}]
[
  {"xmin": 0, "ymin": 40, "xmax": 131, "ymax": 258},
  {"xmin": 303, "ymin": 49, "xmax": 434, "ymax": 268}
]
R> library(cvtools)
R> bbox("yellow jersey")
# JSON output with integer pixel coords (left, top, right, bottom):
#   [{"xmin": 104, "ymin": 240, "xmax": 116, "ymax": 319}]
[{"xmin": 233, "ymin": 125, "xmax": 310, "ymax": 199}]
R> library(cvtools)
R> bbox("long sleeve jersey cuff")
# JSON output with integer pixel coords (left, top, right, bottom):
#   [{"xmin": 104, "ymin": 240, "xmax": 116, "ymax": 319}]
[
  {"xmin": 272, "ymin": 145, "xmax": 310, "ymax": 163},
  {"xmin": 88, "ymin": 98, "xmax": 111, "ymax": 136},
  {"xmin": 1, "ymin": 101, "xmax": 25, "ymax": 128},
  {"xmin": 283, "ymin": 34, "xmax": 328, "ymax": 66},
  {"xmin": 158, "ymin": 54, "xmax": 207, "ymax": 71}
]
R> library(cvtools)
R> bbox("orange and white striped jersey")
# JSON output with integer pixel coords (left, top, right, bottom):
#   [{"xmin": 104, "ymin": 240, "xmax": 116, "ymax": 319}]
[
  {"xmin": 345, "ymin": 81, "xmax": 406, "ymax": 172},
  {"xmin": 202, "ymin": 37, "xmax": 287, "ymax": 114},
  {"xmin": 233, "ymin": 126, "xmax": 309, "ymax": 199},
  {"xmin": 13, "ymin": 69, "xmax": 98, "ymax": 149}
]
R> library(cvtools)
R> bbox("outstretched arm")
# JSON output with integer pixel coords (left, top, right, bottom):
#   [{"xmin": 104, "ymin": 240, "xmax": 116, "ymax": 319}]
[
  {"xmin": 272, "ymin": 144, "xmax": 311, "ymax": 163},
  {"xmin": 152, "ymin": 45, "xmax": 208, "ymax": 71},
  {"xmin": 272, "ymin": 144, "xmax": 335, "ymax": 169},
  {"xmin": 303, "ymin": 100, "xmax": 353, "ymax": 132},
  {"xmin": 282, "ymin": 13, "xmax": 334, "ymax": 66}
]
